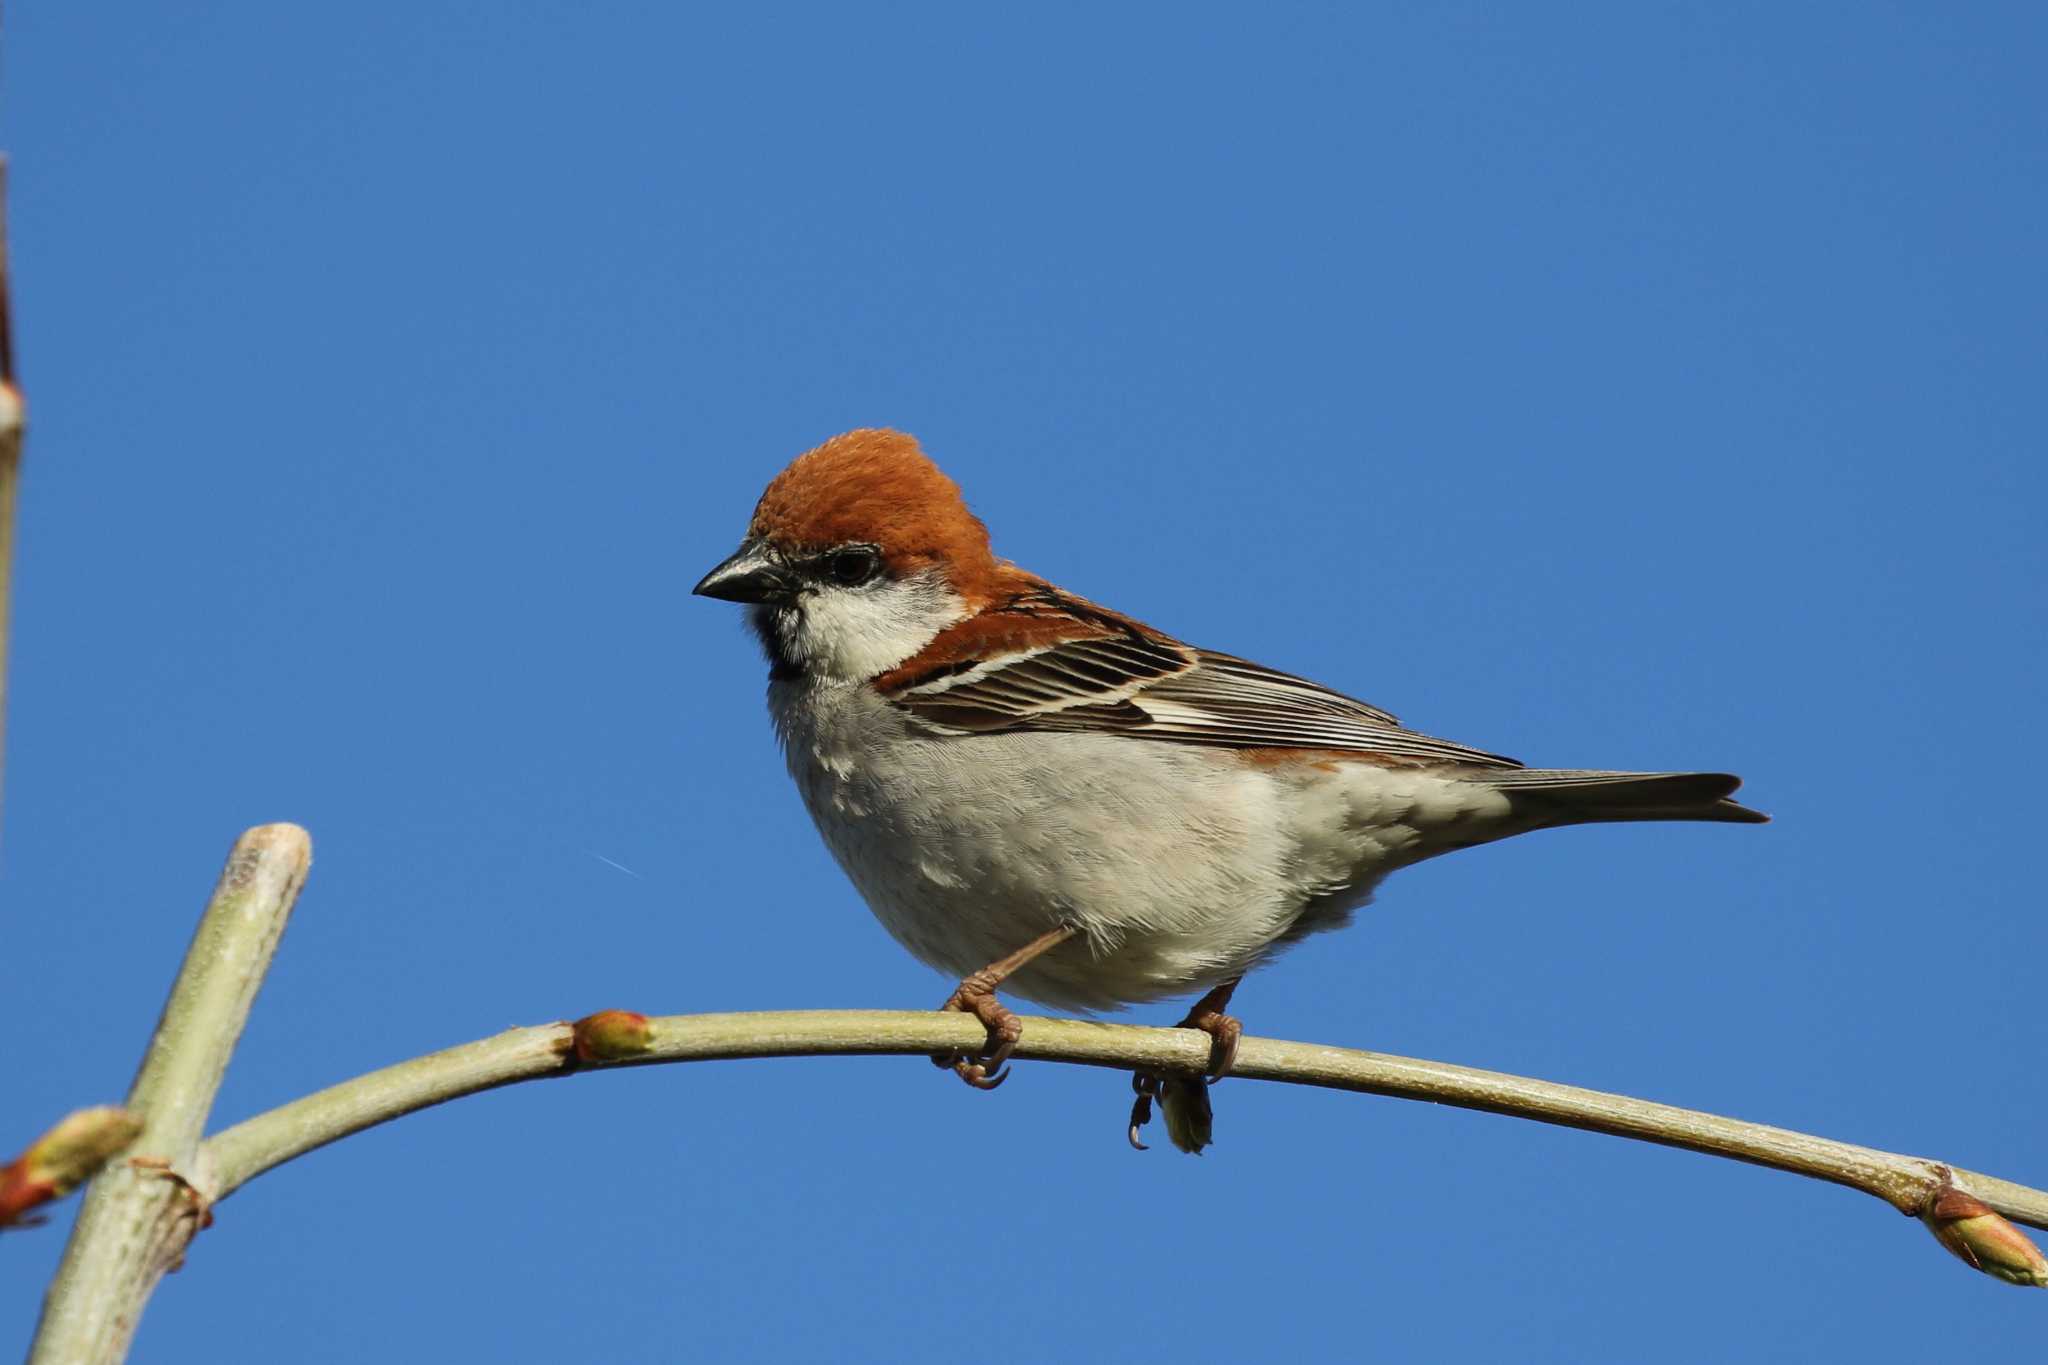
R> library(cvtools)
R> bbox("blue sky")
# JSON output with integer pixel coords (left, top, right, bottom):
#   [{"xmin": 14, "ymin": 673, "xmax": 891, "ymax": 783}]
[{"xmin": 5, "ymin": 4, "xmax": 2045, "ymax": 1360}]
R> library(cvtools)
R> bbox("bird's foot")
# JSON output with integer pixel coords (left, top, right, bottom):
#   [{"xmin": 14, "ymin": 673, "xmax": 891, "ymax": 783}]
[
  {"xmin": 927, "ymin": 925, "xmax": 1078, "ymax": 1091},
  {"xmin": 931, "ymin": 971, "xmax": 1022, "ymax": 1090},
  {"xmin": 1128, "ymin": 978, "xmax": 1242, "ymax": 1153},
  {"xmin": 1127, "ymin": 1070, "xmax": 1214, "ymax": 1153},
  {"xmin": 1179, "ymin": 1003, "xmax": 1243, "ymax": 1083}
]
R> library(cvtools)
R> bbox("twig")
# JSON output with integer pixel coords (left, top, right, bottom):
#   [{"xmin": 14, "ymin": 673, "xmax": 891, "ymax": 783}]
[
  {"xmin": 199, "ymin": 1007, "xmax": 2048, "ymax": 1236},
  {"xmin": 29, "ymin": 825, "xmax": 313, "ymax": 1365},
  {"xmin": 0, "ymin": 155, "xmax": 24, "ymax": 821}
]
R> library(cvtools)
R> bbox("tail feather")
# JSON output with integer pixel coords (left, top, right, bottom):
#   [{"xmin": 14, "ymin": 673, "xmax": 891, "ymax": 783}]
[{"xmin": 1485, "ymin": 768, "xmax": 1769, "ymax": 826}]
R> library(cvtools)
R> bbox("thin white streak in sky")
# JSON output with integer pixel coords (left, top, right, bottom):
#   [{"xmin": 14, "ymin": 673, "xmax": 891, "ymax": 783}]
[{"xmin": 587, "ymin": 851, "xmax": 644, "ymax": 879}]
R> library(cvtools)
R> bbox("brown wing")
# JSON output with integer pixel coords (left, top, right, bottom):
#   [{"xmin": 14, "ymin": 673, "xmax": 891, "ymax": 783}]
[{"xmin": 881, "ymin": 584, "xmax": 1519, "ymax": 768}]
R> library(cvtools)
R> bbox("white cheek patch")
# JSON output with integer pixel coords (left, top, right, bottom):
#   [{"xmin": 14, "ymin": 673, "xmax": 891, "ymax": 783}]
[{"xmin": 790, "ymin": 570, "xmax": 966, "ymax": 680}]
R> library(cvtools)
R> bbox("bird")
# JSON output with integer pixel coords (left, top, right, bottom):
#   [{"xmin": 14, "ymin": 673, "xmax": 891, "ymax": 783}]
[{"xmin": 693, "ymin": 428, "xmax": 1766, "ymax": 1147}]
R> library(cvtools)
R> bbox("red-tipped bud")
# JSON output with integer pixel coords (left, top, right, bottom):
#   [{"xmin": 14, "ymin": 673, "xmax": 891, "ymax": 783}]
[
  {"xmin": 1923, "ymin": 1187, "xmax": 2048, "ymax": 1287},
  {"xmin": 0, "ymin": 1107, "xmax": 144, "ymax": 1227},
  {"xmin": 572, "ymin": 1010, "xmax": 655, "ymax": 1063}
]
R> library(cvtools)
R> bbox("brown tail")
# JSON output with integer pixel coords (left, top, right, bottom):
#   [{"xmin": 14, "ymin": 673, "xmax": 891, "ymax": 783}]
[{"xmin": 1484, "ymin": 769, "xmax": 1769, "ymax": 826}]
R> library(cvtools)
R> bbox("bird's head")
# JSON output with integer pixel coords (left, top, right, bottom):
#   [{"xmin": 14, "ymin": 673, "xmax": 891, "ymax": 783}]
[{"xmin": 694, "ymin": 428, "xmax": 999, "ymax": 681}]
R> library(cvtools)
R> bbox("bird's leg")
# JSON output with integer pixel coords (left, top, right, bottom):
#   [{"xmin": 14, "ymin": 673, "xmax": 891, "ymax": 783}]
[
  {"xmin": 931, "ymin": 924, "xmax": 1077, "ymax": 1091},
  {"xmin": 1128, "ymin": 976, "xmax": 1243, "ymax": 1153}
]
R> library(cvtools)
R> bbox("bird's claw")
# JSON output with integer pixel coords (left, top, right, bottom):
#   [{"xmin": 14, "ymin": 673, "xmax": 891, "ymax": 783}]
[
  {"xmin": 1128, "ymin": 1072, "xmax": 1159, "ymax": 1150},
  {"xmin": 932, "ymin": 981, "xmax": 1022, "ymax": 1090},
  {"xmin": 1129, "ymin": 984, "xmax": 1240, "ymax": 1151},
  {"xmin": 1187, "ymin": 1010, "xmax": 1242, "ymax": 1083},
  {"xmin": 1126, "ymin": 1068, "xmax": 1213, "ymax": 1154},
  {"xmin": 954, "ymin": 1058, "xmax": 1010, "ymax": 1089}
]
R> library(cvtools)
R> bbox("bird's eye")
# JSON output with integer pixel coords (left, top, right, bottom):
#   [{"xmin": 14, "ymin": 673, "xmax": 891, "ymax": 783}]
[{"xmin": 826, "ymin": 546, "xmax": 880, "ymax": 586}]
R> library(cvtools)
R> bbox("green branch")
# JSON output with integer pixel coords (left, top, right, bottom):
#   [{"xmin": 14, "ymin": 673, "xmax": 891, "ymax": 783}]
[
  {"xmin": 30, "ymin": 826, "xmax": 313, "ymax": 1365},
  {"xmin": 199, "ymin": 1007, "xmax": 2047, "ymax": 1266}
]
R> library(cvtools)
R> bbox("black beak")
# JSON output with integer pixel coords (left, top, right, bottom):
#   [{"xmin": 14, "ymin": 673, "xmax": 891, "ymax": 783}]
[{"xmin": 693, "ymin": 538, "xmax": 798, "ymax": 604}]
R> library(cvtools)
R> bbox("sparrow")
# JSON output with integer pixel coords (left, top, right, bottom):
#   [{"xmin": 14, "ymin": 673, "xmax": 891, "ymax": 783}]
[{"xmin": 694, "ymin": 428, "xmax": 1766, "ymax": 1147}]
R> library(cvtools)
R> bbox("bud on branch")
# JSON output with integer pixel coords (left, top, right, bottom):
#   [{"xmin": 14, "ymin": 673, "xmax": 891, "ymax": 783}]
[
  {"xmin": 1922, "ymin": 1183, "xmax": 2048, "ymax": 1287},
  {"xmin": 0, "ymin": 1108, "xmax": 143, "ymax": 1228},
  {"xmin": 570, "ymin": 1010, "xmax": 656, "ymax": 1064}
]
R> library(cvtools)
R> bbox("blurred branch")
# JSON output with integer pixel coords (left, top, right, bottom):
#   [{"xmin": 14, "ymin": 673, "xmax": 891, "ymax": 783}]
[
  {"xmin": 199, "ymin": 1008, "xmax": 2048, "ymax": 1270},
  {"xmin": 30, "ymin": 825, "xmax": 313, "ymax": 1365},
  {"xmin": 0, "ymin": 156, "xmax": 24, "ymax": 819}
]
